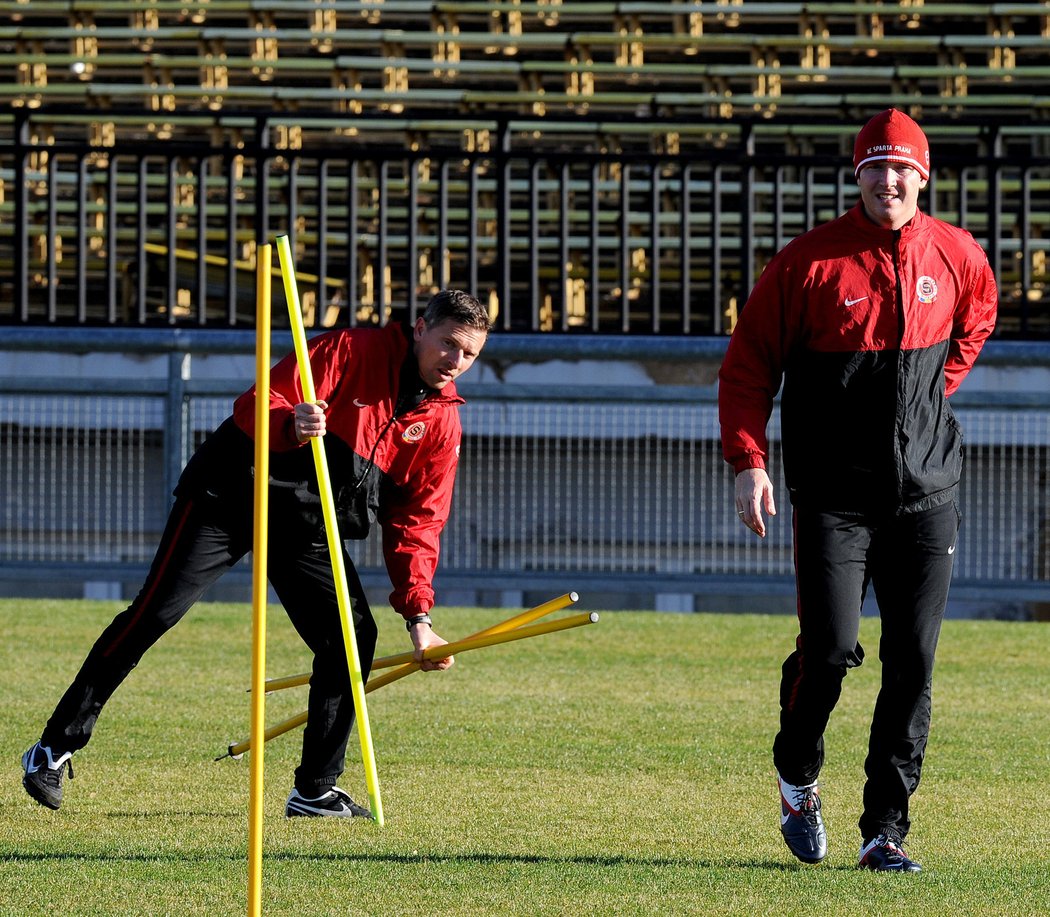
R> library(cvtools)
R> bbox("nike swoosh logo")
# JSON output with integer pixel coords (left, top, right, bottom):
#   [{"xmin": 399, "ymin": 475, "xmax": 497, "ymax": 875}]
[
  {"xmin": 353, "ymin": 399, "xmax": 367, "ymax": 408},
  {"xmin": 948, "ymin": 544, "xmax": 955, "ymax": 555},
  {"xmin": 845, "ymin": 296, "xmax": 868, "ymax": 307}
]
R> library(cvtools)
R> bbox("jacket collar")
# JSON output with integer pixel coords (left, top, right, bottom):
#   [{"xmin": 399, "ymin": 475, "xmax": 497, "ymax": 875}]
[{"xmin": 847, "ymin": 200, "xmax": 928, "ymax": 241}]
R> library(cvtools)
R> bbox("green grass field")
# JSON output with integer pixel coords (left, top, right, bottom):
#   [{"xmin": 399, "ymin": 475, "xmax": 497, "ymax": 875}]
[{"xmin": 2, "ymin": 598, "xmax": 1048, "ymax": 916}]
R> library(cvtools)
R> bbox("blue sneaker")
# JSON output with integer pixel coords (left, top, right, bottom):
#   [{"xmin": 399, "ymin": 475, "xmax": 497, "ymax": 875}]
[
  {"xmin": 858, "ymin": 834, "xmax": 922, "ymax": 872},
  {"xmin": 778, "ymin": 772, "xmax": 827, "ymax": 864}
]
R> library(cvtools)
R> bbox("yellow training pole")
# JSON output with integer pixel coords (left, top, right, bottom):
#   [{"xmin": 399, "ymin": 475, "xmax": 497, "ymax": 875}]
[
  {"xmin": 275, "ymin": 235, "xmax": 384, "ymax": 826},
  {"xmin": 356, "ymin": 599, "xmax": 588, "ymax": 691},
  {"xmin": 329, "ymin": 591, "xmax": 584, "ymax": 689},
  {"xmin": 473, "ymin": 591, "xmax": 580, "ymax": 637},
  {"xmin": 225, "ymin": 661, "xmax": 408, "ymax": 760},
  {"xmin": 371, "ymin": 612, "xmax": 599, "ymax": 669},
  {"xmin": 224, "ymin": 599, "xmax": 594, "ymax": 759},
  {"xmin": 261, "ymin": 592, "xmax": 581, "ymax": 694},
  {"xmin": 227, "ymin": 614, "xmax": 599, "ymax": 758},
  {"xmin": 247, "ymin": 243, "xmax": 272, "ymax": 917}
]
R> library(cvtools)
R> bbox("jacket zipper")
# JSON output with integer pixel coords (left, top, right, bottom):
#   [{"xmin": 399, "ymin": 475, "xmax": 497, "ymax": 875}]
[{"xmin": 892, "ymin": 229, "xmax": 905, "ymax": 506}]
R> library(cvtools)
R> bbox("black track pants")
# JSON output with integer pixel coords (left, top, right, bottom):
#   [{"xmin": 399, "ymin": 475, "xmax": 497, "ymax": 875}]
[
  {"xmin": 772, "ymin": 501, "xmax": 959, "ymax": 841},
  {"xmin": 41, "ymin": 492, "xmax": 377, "ymax": 794}
]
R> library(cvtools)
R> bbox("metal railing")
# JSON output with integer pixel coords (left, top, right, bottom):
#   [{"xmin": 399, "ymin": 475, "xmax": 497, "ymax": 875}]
[
  {"xmin": 2, "ymin": 111, "xmax": 1048, "ymax": 337},
  {"xmin": 1, "ymin": 329, "xmax": 1047, "ymax": 613}
]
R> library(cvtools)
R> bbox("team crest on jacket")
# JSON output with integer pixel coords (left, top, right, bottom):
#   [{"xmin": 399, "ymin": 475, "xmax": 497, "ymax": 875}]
[
  {"xmin": 916, "ymin": 275, "xmax": 938, "ymax": 304},
  {"xmin": 402, "ymin": 421, "xmax": 426, "ymax": 443}
]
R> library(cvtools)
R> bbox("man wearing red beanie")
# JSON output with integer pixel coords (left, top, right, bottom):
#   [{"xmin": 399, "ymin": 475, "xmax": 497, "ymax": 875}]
[{"xmin": 718, "ymin": 109, "xmax": 997, "ymax": 871}]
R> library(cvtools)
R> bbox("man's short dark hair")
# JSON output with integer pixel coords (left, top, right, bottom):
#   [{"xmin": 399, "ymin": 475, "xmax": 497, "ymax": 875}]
[{"xmin": 421, "ymin": 289, "xmax": 491, "ymax": 333}]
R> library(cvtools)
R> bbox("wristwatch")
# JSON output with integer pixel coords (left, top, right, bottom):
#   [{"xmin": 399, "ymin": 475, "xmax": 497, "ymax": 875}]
[{"xmin": 405, "ymin": 613, "xmax": 433, "ymax": 631}]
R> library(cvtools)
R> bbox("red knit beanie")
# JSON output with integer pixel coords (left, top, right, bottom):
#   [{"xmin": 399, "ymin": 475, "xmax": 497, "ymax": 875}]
[{"xmin": 853, "ymin": 109, "xmax": 930, "ymax": 180}]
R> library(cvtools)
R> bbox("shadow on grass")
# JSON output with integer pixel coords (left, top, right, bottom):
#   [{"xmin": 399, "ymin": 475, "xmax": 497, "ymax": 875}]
[
  {"xmin": 264, "ymin": 852, "xmax": 863, "ymax": 873},
  {"xmin": 0, "ymin": 848, "xmax": 854, "ymax": 871}
]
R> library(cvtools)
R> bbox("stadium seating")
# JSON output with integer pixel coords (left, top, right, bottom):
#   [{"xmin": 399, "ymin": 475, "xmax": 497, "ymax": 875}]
[
  {"xmin": 1, "ymin": 1, "xmax": 1048, "ymax": 146},
  {"xmin": 1, "ymin": 1, "xmax": 1048, "ymax": 334}
]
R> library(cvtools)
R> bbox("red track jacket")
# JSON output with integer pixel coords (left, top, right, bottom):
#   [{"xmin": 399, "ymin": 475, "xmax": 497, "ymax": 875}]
[
  {"xmin": 230, "ymin": 322, "xmax": 464, "ymax": 618},
  {"xmin": 719, "ymin": 202, "xmax": 997, "ymax": 513}
]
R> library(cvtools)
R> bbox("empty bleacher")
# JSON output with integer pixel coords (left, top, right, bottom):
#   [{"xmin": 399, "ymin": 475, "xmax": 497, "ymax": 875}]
[
  {"xmin": 0, "ymin": 1, "xmax": 1048, "ymax": 334},
  {"xmin": 1, "ymin": 2, "xmax": 1049, "ymax": 147}
]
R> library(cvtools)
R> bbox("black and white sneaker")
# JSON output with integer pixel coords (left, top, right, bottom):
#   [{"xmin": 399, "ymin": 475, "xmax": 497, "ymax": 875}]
[
  {"xmin": 858, "ymin": 834, "xmax": 922, "ymax": 872},
  {"xmin": 778, "ymin": 772, "xmax": 827, "ymax": 864},
  {"xmin": 285, "ymin": 786, "xmax": 371, "ymax": 819},
  {"xmin": 22, "ymin": 742, "xmax": 74, "ymax": 810}
]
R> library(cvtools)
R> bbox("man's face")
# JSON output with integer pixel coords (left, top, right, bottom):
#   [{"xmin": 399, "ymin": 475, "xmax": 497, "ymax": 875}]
[
  {"xmin": 857, "ymin": 160, "xmax": 928, "ymax": 230},
  {"xmin": 413, "ymin": 317, "xmax": 488, "ymax": 389}
]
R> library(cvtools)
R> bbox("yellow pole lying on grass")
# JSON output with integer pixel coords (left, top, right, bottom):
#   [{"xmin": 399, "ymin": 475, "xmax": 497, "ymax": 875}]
[
  {"xmin": 247, "ymin": 243, "xmax": 271, "ymax": 917},
  {"xmin": 275, "ymin": 234, "xmax": 385, "ymax": 827},
  {"xmin": 222, "ymin": 596, "xmax": 593, "ymax": 759}
]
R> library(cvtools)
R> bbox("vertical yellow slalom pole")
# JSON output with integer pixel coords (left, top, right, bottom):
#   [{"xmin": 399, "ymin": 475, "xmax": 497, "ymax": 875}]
[
  {"xmin": 275, "ymin": 235, "xmax": 384, "ymax": 826},
  {"xmin": 248, "ymin": 243, "xmax": 272, "ymax": 917}
]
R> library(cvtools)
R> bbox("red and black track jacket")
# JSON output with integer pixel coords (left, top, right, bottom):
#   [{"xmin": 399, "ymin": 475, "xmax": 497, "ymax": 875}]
[
  {"xmin": 180, "ymin": 322, "xmax": 463, "ymax": 618},
  {"xmin": 719, "ymin": 202, "xmax": 997, "ymax": 513}
]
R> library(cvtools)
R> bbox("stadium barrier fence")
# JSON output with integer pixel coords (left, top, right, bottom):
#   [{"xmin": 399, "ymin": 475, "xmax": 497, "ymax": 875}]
[{"xmin": 1, "ymin": 329, "xmax": 1047, "ymax": 618}]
